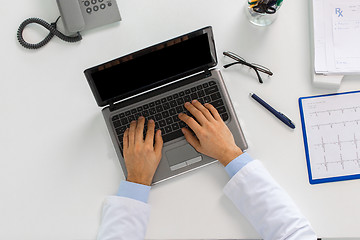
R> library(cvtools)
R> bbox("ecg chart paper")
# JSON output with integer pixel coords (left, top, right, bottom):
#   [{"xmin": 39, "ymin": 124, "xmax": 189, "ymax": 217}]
[{"xmin": 300, "ymin": 91, "xmax": 360, "ymax": 183}]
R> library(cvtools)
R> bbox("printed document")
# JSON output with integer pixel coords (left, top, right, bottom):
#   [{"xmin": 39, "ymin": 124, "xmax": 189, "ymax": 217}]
[{"xmin": 312, "ymin": 0, "xmax": 360, "ymax": 74}]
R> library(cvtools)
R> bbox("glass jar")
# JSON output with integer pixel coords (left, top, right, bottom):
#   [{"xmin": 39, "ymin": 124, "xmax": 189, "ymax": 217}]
[{"xmin": 245, "ymin": 0, "xmax": 283, "ymax": 26}]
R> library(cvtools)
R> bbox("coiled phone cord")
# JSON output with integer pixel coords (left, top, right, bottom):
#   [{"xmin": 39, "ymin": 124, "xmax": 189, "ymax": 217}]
[{"xmin": 17, "ymin": 16, "xmax": 82, "ymax": 49}]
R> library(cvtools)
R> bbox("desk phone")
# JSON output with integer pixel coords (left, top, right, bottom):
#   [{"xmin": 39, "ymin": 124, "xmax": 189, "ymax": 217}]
[{"xmin": 17, "ymin": 0, "xmax": 121, "ymax": 49}]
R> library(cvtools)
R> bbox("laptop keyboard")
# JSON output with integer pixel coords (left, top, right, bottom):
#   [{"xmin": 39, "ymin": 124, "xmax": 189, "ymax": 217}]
[{"xmin": 111, "ymin": 80, "xmax": 229, "ymax": 151}]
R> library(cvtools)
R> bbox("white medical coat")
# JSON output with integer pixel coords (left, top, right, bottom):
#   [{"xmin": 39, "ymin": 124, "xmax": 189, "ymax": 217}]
[{"xmin": 97, "ymin": 160, "xmax": 317, "ymax": 240}]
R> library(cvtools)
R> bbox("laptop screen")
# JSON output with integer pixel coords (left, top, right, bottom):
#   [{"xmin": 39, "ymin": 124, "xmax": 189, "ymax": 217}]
[{"xmin": 84, "ymin": 26, "xmax": 217, "ymax": 107}]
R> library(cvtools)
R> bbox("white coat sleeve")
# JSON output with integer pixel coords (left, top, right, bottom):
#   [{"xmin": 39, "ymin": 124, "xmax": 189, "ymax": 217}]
[
  {"xmin": 97, "ymin": 196, "xmax": 150, "ymax": 240},
  {"xmin": 223, "ymin": 160, "xmax": 317, "ymax": 240}
]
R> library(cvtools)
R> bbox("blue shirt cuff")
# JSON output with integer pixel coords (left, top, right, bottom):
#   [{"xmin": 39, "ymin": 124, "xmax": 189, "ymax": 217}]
[
  {"xmin": 117, "ymin": 180, "xmax": 151, "ymax": 203},
  {"xmin": 225, "ymin": 152, "xmax": 253, "ymax": 178}
]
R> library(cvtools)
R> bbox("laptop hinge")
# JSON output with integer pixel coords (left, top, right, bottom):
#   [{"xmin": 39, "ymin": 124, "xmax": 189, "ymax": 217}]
[
  {"xmin": 204, "ymin": 69, "xmax": 211, "ymax": 78},
  {"xmin": 107, "ymin": 69, "xmax": 213, "ymax": 111},
  {"xmin": 109, "ymin": 99, "xmax": 116, "ymax": 111}
]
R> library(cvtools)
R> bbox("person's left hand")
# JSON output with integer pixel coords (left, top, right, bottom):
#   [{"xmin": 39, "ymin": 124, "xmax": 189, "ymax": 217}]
[{"xmin": 123, "ymin": 116, "xmax": 163, "ymax": 186}]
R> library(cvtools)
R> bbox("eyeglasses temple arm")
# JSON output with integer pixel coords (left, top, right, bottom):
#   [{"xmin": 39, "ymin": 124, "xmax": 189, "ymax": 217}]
[
  {"xmin": 223, "ymin": 62, "xmax": 264, "ymax": 84},
  {"xmin": 256, "ymin": 67, "xmax": 273, "ymax": 76},
  {"xmin": 252, "ymin": 67, "xmax": 264, "ymax": 84},
  {"xmin": 223, "ymin": 62, "xmax": 241, "ymax": 68}
]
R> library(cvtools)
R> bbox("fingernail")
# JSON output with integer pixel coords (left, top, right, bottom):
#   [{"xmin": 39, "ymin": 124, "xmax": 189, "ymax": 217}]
[
  {"xmin": 178, "ymin": 113, "xmax": 184, "ymax": 117},
  {"xmin": 139, "ymin": 116, "xmax": 144, "ymax": 119},
  {"xmin": 184, "ymin": 102, "xmax": 190, "ymax": 106},
  {"xmin": 192, "ymin": 99, "xmax": 197, "ymax": 103},
  {"xmin": 149, "ymin": 119, "xmax": 154, "ymax": 123}
]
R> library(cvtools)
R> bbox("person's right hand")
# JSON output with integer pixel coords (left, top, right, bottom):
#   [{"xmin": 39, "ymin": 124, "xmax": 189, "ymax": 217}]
[
  {"xmin": 178, "ymin": 100, "xmax": 243, "ymax": 166},
  {"xmin": 123, "ymin": 117, "xmax": 163, "ymax": 186}
]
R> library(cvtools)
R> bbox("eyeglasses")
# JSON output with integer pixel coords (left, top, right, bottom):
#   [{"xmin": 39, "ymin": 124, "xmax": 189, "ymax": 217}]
[{"xmin": 223, "ymin": 51, "xmax": 273, "ymax": 84}]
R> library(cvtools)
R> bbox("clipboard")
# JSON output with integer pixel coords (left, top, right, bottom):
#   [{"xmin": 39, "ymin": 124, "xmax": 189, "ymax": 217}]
[{"xmin": 299, "ymin": 90, "xmax": 360, "ymax": 184}]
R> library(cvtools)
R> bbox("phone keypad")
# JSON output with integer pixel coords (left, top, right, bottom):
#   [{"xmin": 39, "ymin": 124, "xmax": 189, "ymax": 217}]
[{"xmin": 82, "ymin": 0, "xmax": 111, "ymax": 14}]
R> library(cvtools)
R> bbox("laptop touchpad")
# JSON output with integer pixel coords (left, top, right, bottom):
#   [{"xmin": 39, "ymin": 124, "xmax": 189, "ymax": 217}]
[{"xmin": 166, "ymin": 144, "xmax": 202, "ymax": 171}]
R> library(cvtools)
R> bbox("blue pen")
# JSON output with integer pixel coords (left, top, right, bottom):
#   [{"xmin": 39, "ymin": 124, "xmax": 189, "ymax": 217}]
[{"xmin": 250, "ymin": 93, "xmax": 295, "ymax": 129}]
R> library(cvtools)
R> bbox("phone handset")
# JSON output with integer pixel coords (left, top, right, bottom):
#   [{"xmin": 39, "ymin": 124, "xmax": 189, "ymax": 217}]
[{"xmin": 56, "ymin": 0, "xmax": 85, "ymax": 34}]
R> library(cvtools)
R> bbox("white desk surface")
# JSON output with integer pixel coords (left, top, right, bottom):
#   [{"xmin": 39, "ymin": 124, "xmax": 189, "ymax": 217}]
[{"xmin": 1, "ymin": 0, "xmax": 360, "ymax": 239}]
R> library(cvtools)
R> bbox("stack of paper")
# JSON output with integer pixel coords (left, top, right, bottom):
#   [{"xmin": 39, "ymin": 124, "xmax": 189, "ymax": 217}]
[{"xmin": 312, "ymin": 0, "xmax": 360, "ymax": 75}]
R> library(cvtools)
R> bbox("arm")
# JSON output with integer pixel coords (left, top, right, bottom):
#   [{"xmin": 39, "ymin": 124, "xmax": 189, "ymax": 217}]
[
  {"xmin": 224, "ymin": 158, "xmax": 316, "ymax": 240},
  {"xmin": 179, "ymin": 100, "xmax": 317, "ymax": 240},
  {"xmin": 97, "ymin": 193, "xmax": 150, "ymax": 240},
  {"xmin": 97, "ymin": 117, "xmax": 163, "ymax": 240}
]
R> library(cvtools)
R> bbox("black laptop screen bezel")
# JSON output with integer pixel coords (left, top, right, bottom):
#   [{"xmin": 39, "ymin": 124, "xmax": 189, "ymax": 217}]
[{"xmin": 84, "ymin": 26, "xmax": 217, "ymax": 107}]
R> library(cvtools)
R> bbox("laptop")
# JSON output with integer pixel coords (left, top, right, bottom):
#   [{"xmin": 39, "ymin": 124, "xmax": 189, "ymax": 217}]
[{"xmin": 84, "ymin": 26, "xmax": 248, "ymax": 184}]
